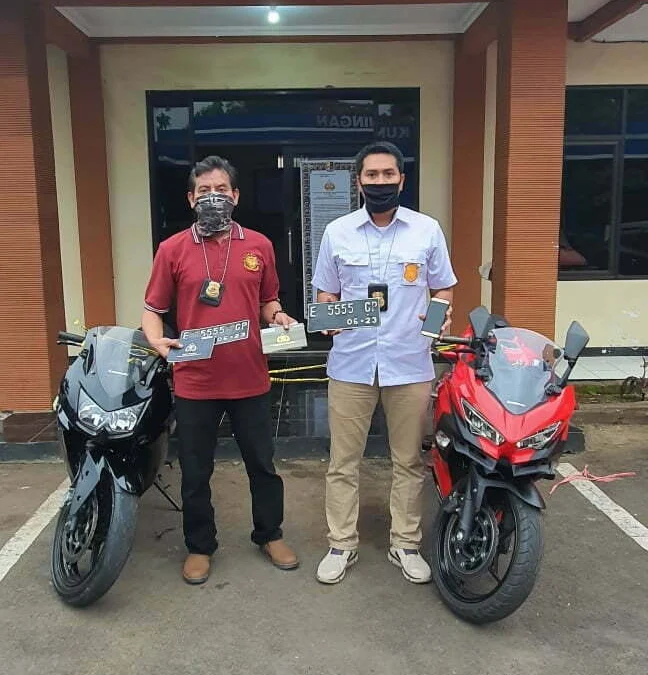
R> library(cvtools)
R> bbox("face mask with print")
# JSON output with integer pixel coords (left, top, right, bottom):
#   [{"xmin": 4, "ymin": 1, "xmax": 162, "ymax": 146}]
[{"xmin": 194, "ymin": 192, "xmax": 235, "ymax": 237}]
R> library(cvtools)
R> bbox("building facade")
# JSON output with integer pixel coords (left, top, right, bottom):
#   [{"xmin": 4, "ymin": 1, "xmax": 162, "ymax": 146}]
[{"xmin": 1, "ymin": 0, "xmax": 648, "ymax": 410}]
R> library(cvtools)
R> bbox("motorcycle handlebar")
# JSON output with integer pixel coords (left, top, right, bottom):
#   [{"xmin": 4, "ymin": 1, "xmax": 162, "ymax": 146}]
[
  {"xmin": 57, "ymin": 331, "xmax": 85, "ymax": 346},
  {"xmin": 435, "ymin": 336, "xmax": 474, "ymax": 346}
]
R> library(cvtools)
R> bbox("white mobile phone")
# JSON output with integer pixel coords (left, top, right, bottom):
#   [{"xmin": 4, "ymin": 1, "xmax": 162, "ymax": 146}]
[{"xmin": 421, "ymin": 298, "xmax": 450, "ymax": 339}]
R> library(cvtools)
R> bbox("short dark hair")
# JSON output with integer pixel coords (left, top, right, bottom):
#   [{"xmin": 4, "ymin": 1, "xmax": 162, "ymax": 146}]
[
  {"xmin": 188, "ymin": 155, "xmax": 238, "ymax": 192},
  {"xmin": 355, "ymin": 142, "xmax": 405, "ymax": 175}
]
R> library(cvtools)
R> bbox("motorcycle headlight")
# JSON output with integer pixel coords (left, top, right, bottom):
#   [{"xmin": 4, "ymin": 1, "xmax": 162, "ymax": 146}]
[
  {"xmin": 462, "ymin": 400, "xmax": 504, "ymax": 445},
  {"xmin": 78, "ymin": 389, "xmax": 146, "ymax": 436},
  {"xmin": 516, "ymin": 422, "xmax": 561, "ymax": 450},
  {"xmin": 78, "ymin": 390, "xmax": 108, "ymax": 433},
  {"xmin": 106, "ymin": 405, "xmax": 146, "ymax": 434}
]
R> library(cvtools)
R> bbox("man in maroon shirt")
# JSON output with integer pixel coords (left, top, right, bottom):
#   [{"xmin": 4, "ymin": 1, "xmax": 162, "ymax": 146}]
[{"xmin": 142, "ymin": 155, "xmax": 299, "ymax": 584}]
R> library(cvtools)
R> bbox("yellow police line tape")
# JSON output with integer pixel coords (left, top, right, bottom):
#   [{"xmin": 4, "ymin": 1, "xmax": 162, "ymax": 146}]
[
  {"xmin": 270, "ymin": 377, "xmax": 329, "ymax": 384},
  {"xmin": 268, "ymin": 363, "xmax": 327, "ymax": 375},
  {"xmin": 267, "ymin": 344, "xmax": 459, "ymax": 384},
  {"xmin": 269, "ymin": 363, "xmax": 328, "ymax": 384}
]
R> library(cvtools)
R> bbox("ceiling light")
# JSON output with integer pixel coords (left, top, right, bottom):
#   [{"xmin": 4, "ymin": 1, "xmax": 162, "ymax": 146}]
[{"xmin": 267, "ymin": 7, "xmax": 280, "ymax": 24}]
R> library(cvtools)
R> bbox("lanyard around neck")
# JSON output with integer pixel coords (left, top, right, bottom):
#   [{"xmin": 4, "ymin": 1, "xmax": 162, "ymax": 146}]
[
  {"xmin": 200, "ymin": 232, "xmax": 232, "ymax": 283},
  {"xmin": 363, "ymin": 221, "xmax": 399, "ymax": 282}
]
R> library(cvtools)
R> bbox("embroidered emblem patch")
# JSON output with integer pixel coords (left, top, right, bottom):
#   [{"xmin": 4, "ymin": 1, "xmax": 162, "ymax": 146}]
[
  {"xmin": 243, "ymin": 253, "xmax": 260, "ymax": 272},
  {"xmin": 403, "ymin": 263, "xmax": 420, "ymax": 283}
]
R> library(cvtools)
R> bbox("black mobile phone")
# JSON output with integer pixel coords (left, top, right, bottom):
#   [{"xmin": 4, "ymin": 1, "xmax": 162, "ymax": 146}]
[{"xmin": 421, "ymin": 298, "xmax": 450, "ymax": 339}]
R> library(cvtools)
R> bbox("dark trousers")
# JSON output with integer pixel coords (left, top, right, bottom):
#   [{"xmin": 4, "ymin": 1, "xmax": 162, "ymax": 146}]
[{"xmin": 174, "ymin": 393, "xmax": 284, "ymax": 554}]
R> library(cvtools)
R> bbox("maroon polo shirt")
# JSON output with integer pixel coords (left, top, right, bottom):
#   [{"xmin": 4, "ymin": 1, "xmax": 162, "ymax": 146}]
[{"xmin": 145, "ymin": 222, "xmax": 279, "ymax": 400}]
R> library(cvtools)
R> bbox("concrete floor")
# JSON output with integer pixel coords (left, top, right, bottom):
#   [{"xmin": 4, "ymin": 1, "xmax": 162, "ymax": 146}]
[{"xmin": 0, "ymin": 427, "xmax": 647, "ymax": 675}]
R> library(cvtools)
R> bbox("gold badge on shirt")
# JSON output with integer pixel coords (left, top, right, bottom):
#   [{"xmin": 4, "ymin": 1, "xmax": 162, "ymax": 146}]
[
  {"xmin": 206, "ymin": 281, "xmax": 221, "ymax": 298},
  {"xmin": 243, "ymin": 253, "xmax": 260, "ymax": 272},
  {"xmin": 371, "ymin": 291, "xmax": 386, "ymax": 308},
  {"xmin": 403, "ymin": 263, "xmax": 420, "ymax": 283}
]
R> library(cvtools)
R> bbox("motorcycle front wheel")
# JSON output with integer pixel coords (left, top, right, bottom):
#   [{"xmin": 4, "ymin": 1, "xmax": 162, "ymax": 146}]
[
  {"xmin": 430, "ymin": 488, "xmax": 543, "ymax": 624},
  {"xmin": 50, "ymin": 472, "xmax": 138, "ymax": 607}
]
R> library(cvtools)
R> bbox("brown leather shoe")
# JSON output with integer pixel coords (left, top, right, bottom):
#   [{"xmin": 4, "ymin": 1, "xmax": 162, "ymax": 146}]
[
  {"xmin": 262, "ymin": 539, "xmax": 299, "ymax": 570},
  {"xmin": 182, "ymin": 554, "xmax": 210, "ymax": 585}
]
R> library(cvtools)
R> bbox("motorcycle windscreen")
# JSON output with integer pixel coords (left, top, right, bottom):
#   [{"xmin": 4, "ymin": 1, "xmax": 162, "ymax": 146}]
[
  {"xmin": 484, "ymin": 327, "xmax": 567, "ymax": 414},
  {"xmin": 92, "ymin": 326, "xmax": 159, "ymax": 399}
]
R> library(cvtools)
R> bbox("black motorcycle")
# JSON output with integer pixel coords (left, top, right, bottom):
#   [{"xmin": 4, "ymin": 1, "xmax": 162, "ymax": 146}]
[{"xmin": 51, "ymin": 326, "xmax": 179, "ymax": 606}]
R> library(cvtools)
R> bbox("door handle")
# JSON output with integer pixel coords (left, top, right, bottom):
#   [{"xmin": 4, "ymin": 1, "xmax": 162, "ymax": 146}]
[{"xmin": 288, "ymin": 228, "xmax": 293, "ymax": 265}]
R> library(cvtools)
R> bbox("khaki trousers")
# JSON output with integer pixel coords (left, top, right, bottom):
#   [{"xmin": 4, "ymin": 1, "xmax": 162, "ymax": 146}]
[{"xmin": 326, "ymin": 377, "xmax": 432, "ymax": 550}]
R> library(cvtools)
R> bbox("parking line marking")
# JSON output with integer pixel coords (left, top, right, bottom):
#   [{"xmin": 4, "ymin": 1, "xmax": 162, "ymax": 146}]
[
  {"xmin": 557, "ymin": 462, "xmax": 648, "ymax": 552},
  {"xmin": 0, "ymin": 479, "xmax": 69, "ymax": 584}
]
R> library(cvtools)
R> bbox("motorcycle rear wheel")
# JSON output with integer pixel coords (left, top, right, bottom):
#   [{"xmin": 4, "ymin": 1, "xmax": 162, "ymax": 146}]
[
  {"xmin": 431, "ymin": 489, "xmax": 543, "ymax": 624},
  {"xmin": 50, "ymin": 472, "xmax": 138, "ymax": 607}
]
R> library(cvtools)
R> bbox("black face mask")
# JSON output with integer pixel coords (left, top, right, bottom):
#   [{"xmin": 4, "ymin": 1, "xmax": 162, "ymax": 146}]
[
  {"xmin": 361, "ymin": 183, "xmax": 401, "ymax": 214},
  {"xmin": 193, "ymin": 192, "xmax": 235, "ymax": 237}
]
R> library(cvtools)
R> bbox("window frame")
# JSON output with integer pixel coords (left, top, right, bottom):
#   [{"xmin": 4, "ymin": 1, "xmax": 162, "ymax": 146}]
[{"xmin": 561, "ymin": 85, "xmax": 648, "ymax": 281}]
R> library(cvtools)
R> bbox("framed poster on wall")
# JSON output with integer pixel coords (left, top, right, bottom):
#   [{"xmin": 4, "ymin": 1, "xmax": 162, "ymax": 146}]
[{"xmin": 300, "ymin": 159, "xmax": 361, "ymax": 314}]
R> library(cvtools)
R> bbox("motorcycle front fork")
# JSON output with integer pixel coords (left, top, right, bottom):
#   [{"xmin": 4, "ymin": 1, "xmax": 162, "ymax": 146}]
[{"xmin": 444, "ymin": 464, "xmax": 483, "ymax": 545}]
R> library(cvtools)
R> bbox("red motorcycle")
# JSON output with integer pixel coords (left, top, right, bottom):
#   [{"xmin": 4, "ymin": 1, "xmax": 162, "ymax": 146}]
[{"xmin": 426, "ymin": 306, "xmax": 589, "ymax": 624}]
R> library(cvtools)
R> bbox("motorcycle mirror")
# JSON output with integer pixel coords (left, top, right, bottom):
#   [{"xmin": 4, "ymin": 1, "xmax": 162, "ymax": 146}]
[
  {"xmin": 564, "ymin": 321, "xmax": 589, "ymax": 362},
  {"xmin": 468, "ymin": 306, "xmax": 491, "ymax": 339}
]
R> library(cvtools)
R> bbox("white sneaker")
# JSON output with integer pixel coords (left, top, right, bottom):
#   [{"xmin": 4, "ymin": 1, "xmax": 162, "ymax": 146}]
[
  {"xmin": 388, "ymin": 547, "xmax": 432, "ymax": 584},
  {"xmin": 316, "ymin": 548, "xmax": 358, "ymax": 584}
]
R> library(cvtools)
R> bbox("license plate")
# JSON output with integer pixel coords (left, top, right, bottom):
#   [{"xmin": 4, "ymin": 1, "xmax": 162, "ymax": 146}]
[
  {"xmin": 306, "ymin": 299, "xmax": 381, "ymax": 333},
  {"xmin": 181, "ymin": 320, "xmax": 250, "ymax": 345}
]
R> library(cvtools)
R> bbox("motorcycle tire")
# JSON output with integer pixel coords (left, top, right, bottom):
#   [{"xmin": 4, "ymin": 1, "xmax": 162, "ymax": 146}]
[
  {"xmin": 430, "ymin": 490, "xmax": 543, "ymax": 624},
  {"xmin": 50, "ymin": 472, "xmax": 138, "ymax": 607}
]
